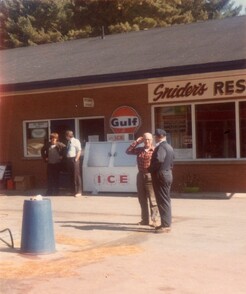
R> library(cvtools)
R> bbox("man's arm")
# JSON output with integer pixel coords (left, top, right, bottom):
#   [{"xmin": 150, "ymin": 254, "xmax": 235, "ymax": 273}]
[
  {"xmin": 75, "ymin": 139, "xmax": 82, "ymax": 162},
  {"xmin": 75, "ymin": 150, "xmax": 81, "ymax": 162},
  {"xmin": 41, "ymin": 144, "xmax": 48, "ymax": 162},
  {"xmin": 126, "ymin": 137, "xmax": 143, "ymax": 155}
]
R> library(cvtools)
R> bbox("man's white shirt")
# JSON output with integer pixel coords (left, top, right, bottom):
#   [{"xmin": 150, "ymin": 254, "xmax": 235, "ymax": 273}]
[{"xmin": 67, "ymin": 137, "xmax": 81, "ymax": 157}]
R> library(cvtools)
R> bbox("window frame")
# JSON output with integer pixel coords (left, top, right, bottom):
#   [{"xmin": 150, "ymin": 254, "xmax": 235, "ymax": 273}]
[
  {"xmin": 152, "ymin": 99, "xmax": 245, "ymax": 161},
  {"xmin": 23, "ymin": 116, "xmax": 105, "ymax": 158}
]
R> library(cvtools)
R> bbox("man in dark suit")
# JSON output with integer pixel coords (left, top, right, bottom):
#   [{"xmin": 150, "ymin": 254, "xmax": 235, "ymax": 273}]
[{"xmin": 148, "ymin": 129, "xmax": 175, "ymax": 233}]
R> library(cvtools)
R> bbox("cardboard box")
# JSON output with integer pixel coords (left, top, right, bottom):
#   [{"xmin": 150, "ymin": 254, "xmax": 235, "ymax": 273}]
[{"xmin": 14, "ymin": 175, "xmax": 34, "ymax": 191}]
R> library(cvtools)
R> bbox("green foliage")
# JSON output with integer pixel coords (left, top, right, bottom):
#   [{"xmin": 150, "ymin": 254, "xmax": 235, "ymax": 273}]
[
  {"xmin": 0, "ymin": 0, "xmax": 72, "ymax": 48},
  {"xmin": 133, "ymin": 16, "xmax": 158, "ymax": 29},
  {"xmin": 0, "ymin": 0, "xmax": 243, "ymax": 49},
  {"xmin": 66, "ymin": 26, "xmax": 92, "ymax": 40},
  {"xmin": 108, "ymin": 22, "xmax": 132, "ymax": 34}
]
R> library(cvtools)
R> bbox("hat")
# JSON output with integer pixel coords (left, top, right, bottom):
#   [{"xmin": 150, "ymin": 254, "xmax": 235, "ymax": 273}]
[{"xmin": 154, "ymin": 129, "xmax": 166, "ymax": 137}]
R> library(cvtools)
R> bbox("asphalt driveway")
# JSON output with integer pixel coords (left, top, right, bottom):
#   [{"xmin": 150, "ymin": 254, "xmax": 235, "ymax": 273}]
[{"xmin": 1, "ymin": 192, "xmax": 246, "ymax": 294}]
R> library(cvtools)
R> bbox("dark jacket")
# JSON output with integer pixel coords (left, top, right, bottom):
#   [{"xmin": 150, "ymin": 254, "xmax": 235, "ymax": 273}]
[
  {"xmin": 148, "ymin": 141, "xmax": 174, "ymax": 173},
  {"xmin": 41, "ymin": 141, "xmax": 66, "ymax": 161}
]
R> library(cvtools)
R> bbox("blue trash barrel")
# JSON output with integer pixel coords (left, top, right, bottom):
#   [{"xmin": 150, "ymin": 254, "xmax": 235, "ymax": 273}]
[{"xmin": 20, "ymin": 198, "xmax": 56, "ymax": 254}]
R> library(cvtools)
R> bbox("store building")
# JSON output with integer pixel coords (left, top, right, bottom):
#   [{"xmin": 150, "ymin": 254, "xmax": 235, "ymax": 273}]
[{"xmin": 0, "ymin": 16, "xmax": 246, "ymax": 192}]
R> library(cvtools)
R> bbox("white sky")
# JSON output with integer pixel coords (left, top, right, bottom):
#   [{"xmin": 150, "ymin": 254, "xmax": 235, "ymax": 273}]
[{"xmin": 233, "ymin": 0, "xmax": 246, "ymax": 14}]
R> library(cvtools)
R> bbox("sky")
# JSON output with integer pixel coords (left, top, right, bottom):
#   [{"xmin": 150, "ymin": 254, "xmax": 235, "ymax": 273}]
[{"xmin": 233, "ymin": 0, "xmax": 246, "ymax": 14}]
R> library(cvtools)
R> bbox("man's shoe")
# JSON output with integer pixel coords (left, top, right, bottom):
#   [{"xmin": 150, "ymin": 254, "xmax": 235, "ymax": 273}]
[
  {"xmin": 138, "ymin": 220, "xmax": 149, "ymax": 226},
  {"xmin": 74, "ymin": 193, "xmax": 82, "ymax": 197},
  {"xmin": 149, "ymin": 219, "xmax": 158, "ymax": 227},
  {"xmin": 155, "ymin": 226, "xmax": 171, "ymax": 233}
]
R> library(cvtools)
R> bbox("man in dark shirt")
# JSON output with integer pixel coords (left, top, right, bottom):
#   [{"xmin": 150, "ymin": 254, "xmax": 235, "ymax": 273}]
[
  {"xmin": 126, "ymin": 133, "xmax": 158, "ymax": 226},
  {"xmin": 41, "ymin": 133, "xmax": 66, "ymax": 196},
  {"xmin": 148, "ymin": 129, "xmax": 175, "ymax": 233}
]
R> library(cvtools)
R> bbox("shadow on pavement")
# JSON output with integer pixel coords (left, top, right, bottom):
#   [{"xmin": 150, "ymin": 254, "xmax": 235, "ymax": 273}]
[{"xmin": 56, "ymin": 220, "xmax": 154, "ymax": 233}]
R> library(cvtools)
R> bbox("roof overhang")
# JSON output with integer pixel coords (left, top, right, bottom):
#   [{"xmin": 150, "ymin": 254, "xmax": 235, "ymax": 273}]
[{"xmin": 1, "ymin": 59, "xmax": 246, "ymax": 96}]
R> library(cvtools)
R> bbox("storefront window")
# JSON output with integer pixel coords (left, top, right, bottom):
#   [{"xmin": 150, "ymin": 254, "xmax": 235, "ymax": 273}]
[
  {"xmin": 23, "ymin": 117, "xmax": 106, "ymax": 158},
  {"xmin": 239, "ymin": 101, "xmax": 246, "ymax": 158},
  {"xmin": 24, "ymin": 121, "xmax": 48, "ymax": 157},
  {"xmin": 154, "ymin": 105, "xmax": 192, "ymax": 159},
  {"xmin": 196, "ymin": 103, "xmax": 236, "ymax": 158}
]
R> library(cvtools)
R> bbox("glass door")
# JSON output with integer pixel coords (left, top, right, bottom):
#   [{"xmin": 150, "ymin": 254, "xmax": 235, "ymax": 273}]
[
  {"xmin": 79, "ymin": 118, "xmax": 105, "ymax": 149},
  {"xmin": 50, "ymin": 119, "xmax": 75, "ymax": 145}
]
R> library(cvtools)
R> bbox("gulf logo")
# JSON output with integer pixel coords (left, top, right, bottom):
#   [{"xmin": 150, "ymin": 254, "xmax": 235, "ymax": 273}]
[{"xmin": 110, "ymin": 106, "xmax": 141, "ymax": 134}]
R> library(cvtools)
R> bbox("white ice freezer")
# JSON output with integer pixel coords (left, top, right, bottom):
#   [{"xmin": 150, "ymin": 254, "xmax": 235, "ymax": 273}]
[{"xmin": 82, "ymin": 141, "xmax": 138, "ymax": 193}]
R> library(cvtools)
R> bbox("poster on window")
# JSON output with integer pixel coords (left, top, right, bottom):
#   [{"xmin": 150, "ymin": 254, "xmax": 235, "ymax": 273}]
[{"xmin": 25, "ymin": 121, "xmax": 48, "ymax": 156}]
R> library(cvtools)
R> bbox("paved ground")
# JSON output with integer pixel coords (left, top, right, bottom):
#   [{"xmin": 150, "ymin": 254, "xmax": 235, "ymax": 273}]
[{"xmin": 1, "ymin": 190, "xmax": 246, "ymax": 294}]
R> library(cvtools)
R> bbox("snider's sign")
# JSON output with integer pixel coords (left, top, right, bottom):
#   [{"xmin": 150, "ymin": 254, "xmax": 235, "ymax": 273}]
[{"xmin": 148, "ymin": 74, "xmax": 246, "ymax": 103}]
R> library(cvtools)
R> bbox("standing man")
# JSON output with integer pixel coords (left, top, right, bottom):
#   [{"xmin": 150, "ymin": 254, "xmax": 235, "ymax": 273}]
[
  {"xmin": 126, "ymin": 133, "xmax": 158, "ymax": 226},
  {"xmin": 65, "ymin": 130, "xmax": 82, "ymax": 197},
  {"xmin": 41, "ymin": 133, "xmax": 66, "ymax": 196},
  {"xmin": 148, "ymin": 129, "xmax": 175, "ymax": 233}
]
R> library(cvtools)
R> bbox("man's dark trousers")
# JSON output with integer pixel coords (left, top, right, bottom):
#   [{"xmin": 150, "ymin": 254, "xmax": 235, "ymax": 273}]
[
  {"xmin": 66, "ymin": 157, "xmax": 82, "ymax": 194},
  {"xmin": 151, "ymin": 170, "xmax": 173, "ymax": 227}
]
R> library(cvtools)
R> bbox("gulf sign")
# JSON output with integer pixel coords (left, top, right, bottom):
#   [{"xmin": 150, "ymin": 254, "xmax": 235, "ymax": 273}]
[{"xmin": 110, "ymin": 106, "xmax": 141, "ymax": 134}]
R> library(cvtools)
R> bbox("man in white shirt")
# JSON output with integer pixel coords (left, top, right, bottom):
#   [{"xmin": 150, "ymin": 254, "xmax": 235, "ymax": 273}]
[{"xmin": 65, "ymin": 130, "xmax": 82, "ymax": 197}]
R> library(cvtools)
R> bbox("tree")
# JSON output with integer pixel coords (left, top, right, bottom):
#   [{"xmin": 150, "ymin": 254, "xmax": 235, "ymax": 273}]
[
  {"xmin": 0, "ymin": 0, "xmax": 243, "ymax": 49},
  {"xmin": 0, "ymin": 0, "xmax": 73, "ymax": 48}
]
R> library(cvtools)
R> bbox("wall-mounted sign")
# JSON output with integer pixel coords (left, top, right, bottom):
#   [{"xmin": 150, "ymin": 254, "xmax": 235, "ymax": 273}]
[
  {"xmin": 148, "ymin": 74, "xmax": 246, "ymax": 103},
  {"xmin": 28, "ymin": 122, "xmax": 48, "ymax": 129},
  {"xmin": 88, "ymin": 135, "xmax": 99, "ymax": 142},
  {"xmin": 107, "ymin": 133, "xmax": 134, "ymax": 141},
  {"xmin": 83, "ymin": 97, "xmax": 94, "ymax": 107},
  {"xmin": 110, "ymin": 106, "xmax": 141, "ymax": 134}
]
